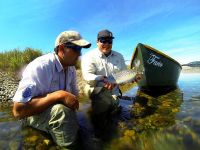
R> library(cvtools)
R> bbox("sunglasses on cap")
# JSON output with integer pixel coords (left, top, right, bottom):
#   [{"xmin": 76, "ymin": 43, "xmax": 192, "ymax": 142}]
[
  {"xmin": 63, "ymin": 43, "xmax": 82, "ymax": 52},
  {"xmin": 99, "ymin": 38, "xmax": 113, "ymax": 44}
]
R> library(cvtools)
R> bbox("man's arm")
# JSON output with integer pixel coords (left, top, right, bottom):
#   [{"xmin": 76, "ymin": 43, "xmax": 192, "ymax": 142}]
[{"xmin": 13, "ymin": 90, "xmax": 79, "ymax": 119}]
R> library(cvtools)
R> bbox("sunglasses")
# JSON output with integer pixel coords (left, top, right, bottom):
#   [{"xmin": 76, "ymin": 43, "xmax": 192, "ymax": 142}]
[
  {"xmin": 99, "ymin": 38, "xmax": 113, "ymax": 44},
  {"xmin": 64, "ymin": 43, "xmax": 82, "ymax": 52}
]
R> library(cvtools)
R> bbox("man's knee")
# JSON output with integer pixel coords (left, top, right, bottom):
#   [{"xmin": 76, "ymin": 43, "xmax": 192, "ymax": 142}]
[
  {"xmin": 49, "ymin": 104, "xmax": 77, "ymax": 125},
  {"xmin": 49, "ymin": 104, "xmax": 79, "ymax": 147}
]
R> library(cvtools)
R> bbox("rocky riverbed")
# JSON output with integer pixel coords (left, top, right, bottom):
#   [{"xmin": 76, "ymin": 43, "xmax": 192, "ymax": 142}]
[{"xmin": 0, "ymin": 71, "xmax": 19, "ymax": 105}]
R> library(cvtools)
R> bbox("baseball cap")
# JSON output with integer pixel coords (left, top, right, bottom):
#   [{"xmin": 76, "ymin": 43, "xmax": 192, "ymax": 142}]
[
  {"xmin": 55, "ymin": 30, "xmax": 91, "ymax": 48},
  {"xmin": 97, "ymin": 29, "xmax": 114, "ymax": 39}
]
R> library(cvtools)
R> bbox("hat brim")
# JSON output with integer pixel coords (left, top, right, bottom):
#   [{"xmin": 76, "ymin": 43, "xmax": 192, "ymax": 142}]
[
  {"xmin": 98, "ymin": 36, "xmax": 114, "ymax": 39},
  {"xmin": 71, "ymin": 39, "xmax": 91, "ymax": 48}
]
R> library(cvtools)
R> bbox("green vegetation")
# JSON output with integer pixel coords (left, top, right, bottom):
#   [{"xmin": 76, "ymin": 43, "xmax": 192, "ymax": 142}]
[{"xmin": 0, "ymin": 48, "xmax": 42, "ymax": 72}]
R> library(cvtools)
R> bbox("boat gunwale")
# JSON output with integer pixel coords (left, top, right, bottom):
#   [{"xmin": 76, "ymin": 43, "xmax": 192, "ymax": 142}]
[
  {"xmin": 130, "ymin": 47, "xmax": 138, "ymax": 68},
  {"xmin": 142, "ymin": 43, "xmax": 182, "ymax": 69},
  {"xmin": 130, "ymin": 43, "xmax": 182, "ymax": 69}
]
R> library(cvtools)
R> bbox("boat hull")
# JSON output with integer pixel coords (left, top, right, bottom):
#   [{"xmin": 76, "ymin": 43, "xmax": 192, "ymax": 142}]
[{"xmin": 130, "ymin": 43, "xmax": 182, "ymax": 89}]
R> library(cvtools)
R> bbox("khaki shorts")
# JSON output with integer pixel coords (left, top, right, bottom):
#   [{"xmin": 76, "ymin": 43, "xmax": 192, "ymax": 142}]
[{"xmin": 23, "ymin": 104, "xmax": 79, "ymax": 147}]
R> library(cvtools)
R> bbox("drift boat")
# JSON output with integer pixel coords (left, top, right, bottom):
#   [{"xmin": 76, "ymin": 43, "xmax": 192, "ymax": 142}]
[{"xmin": 130, "ymin": 43, "xmax": 182, "ymax": 89}]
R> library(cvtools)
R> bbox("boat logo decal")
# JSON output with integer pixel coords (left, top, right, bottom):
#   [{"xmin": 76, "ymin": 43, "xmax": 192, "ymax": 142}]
[{"xmin": 147, "ymin": 53, "xmax": 163, "ymax": 67}]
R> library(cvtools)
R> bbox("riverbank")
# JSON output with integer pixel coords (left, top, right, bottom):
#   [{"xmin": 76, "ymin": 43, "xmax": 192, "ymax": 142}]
[
  {"xmin": 0, "ymin": 71, "xmax": 18, "ymax": 104},
  {"xmin": 181, "ymin": 66, "xmax": 200, "ymax": 73}
]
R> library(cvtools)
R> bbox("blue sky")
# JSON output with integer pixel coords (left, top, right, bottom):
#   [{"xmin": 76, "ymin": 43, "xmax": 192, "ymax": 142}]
[{"xmin": 0, "ymin": 0, "xmax": 200, "ymax": 64}]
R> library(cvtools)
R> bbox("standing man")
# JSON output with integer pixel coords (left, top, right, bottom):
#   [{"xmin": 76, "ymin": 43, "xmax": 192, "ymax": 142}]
[
  {"xmin": 12, "ymin": 30, "xmax": 91, "ymax": 148},
  {"xmin": 81, "ymin": 29, "xmax": 127, "ymax": 136}
]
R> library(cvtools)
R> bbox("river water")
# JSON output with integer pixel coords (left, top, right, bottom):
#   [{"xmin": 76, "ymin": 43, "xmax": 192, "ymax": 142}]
[{"xmin": 0, "ymin": 73, "xmax": 200, "ymax": 150}]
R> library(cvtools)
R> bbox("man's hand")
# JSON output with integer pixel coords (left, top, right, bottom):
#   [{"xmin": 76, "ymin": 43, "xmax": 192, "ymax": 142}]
[
  {"xmin": 132, "ymin": 73, "xmax": 142, "ymax": 83},
  {"xmin": 103, "ymin": 76, "xmax": 117, "ymax": 90},
  {"xmin": 55, "ymin": 90, "xmax": 79, "ymax": 110}
]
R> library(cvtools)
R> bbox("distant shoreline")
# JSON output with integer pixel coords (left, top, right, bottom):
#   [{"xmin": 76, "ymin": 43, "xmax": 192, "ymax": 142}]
[{"xmin": 181, "ymin": 66, "xmax": 200, "ymax": 73}]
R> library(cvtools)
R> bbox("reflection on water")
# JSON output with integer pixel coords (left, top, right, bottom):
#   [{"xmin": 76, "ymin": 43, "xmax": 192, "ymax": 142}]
[
  {"xmin": 108, "ymin": 88, "xmax": 185, "ymax": 150},
  {"xmin": 1, "ymin": 73, "xmax": 200, "ymax": 150},
  {"xmin": 132, "ymin": 87, "xmax": 183, "ymax": 125}
]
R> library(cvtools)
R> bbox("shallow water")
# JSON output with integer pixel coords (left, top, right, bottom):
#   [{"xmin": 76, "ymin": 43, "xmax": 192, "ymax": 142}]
[{"xmin": 0, "ymin": 73, "xmax": 200, "ymax": 150}]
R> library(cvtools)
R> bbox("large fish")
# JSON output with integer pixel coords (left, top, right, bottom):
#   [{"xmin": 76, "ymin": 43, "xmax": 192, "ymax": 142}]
[
  {"xmin": 107, "ymin": 69, "xmax": 139, "ymax": 85},
  {"xmin": 87, "ymin": 68, "xmax": 143, "ymax": 87}
]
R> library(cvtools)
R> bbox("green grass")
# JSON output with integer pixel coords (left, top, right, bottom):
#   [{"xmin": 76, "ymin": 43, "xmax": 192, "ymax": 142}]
[{"xmin": 0, "ymin": 48, "xmax": 42, "ymax": 72}]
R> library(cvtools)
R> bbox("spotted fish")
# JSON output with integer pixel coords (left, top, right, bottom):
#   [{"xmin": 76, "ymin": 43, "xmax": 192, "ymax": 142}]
[{"xmin": 107, "ymin": 69, "xmax": 138, "ymax": 85}]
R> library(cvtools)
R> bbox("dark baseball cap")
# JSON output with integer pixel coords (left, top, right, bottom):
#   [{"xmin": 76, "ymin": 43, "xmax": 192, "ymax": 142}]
[{"xmin": 97, "ymin": 29, "xmax": 114, "ymax": 39}]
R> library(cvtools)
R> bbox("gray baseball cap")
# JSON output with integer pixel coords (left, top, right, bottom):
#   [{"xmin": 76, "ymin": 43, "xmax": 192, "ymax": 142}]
[{"xmin": 55, "ymin": 30, "xmax": 91, "ymax": 48}]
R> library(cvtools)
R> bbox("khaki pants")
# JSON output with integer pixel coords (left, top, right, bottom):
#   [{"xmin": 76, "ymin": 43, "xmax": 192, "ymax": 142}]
[{"xmin": 23, "ymin": 104, "xmax": 79, "ymax": 148}]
